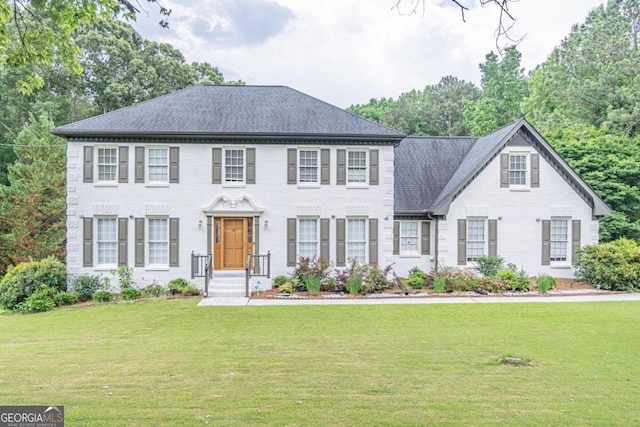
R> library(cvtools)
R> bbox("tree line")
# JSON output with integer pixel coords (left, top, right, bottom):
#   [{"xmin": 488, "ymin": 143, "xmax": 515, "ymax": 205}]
[{"xmin": 348, "ymin": 0, "xmax": 640, "ymax": 243}]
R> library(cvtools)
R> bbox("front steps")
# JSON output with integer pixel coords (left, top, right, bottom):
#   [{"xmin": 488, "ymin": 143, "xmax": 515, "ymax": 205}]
[{"xmin": 206, "ymin": 272, "xmax": 247, "ymax": 297}]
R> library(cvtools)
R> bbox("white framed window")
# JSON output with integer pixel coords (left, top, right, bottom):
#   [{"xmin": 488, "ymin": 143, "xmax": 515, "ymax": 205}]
[
  {"xmin": 347, "ymin": 150, "xmax": 367, "ymax": 184},
  {"xmin": 467, "ymin": 219, "xmax": 486, "ymax": 262},
  {"xmin": 347, "ymin": 218, "xmax": 366, "ymax": 262},
  {"xmin": 299, "ymin": 149, "xmax": 319, "ymax": 184},
  {"xmin": 148, "ymin": 218, "xmax": 168, "ymax": 266},
  {"xmin": 550, "ymin": 219, "xmax": 568, "ymax": 262},
  {"xmin": 400, "ymin": 221, "xmax": 419, "ymax": 255},
  {"xmin": 148, "ymin": 147, "xmax": 169, "ymax": 183},
  {"xmin": 97, "ymin": 218, "xmax": 117, "ymax": 266},
  {"xmin": 509, "ymin": 153, "xmax": 528, "ymax": 186},
  {"xmin": 298, "ymin": 219, "xmax": 319, "ymax": 259},
  {"xmin": 97, "ymin": 147, "xmax": 117, "ymax": 182},
  {"xmin": 224, "ymin": 148, "xmax": 245, "ymax": 183}
]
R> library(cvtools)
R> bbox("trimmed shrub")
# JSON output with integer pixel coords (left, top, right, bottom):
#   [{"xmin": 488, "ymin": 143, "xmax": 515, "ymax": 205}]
[
  {"xmin": 16, "ymin": 285, "xmax": 74, "ymax": 314},
  {"xmin": 54, "ymin": 291, "xmax": 78, "ymax": 306},
  {"xmin": 446, "ymin": 268, "xmax": 483, "ymax": 292},
  {"xmin": 141, "ymin": 282, "xmax": 168, "ymax": 298},
  {"xmin": 69, "ymin": 274, "xmax": 100, "ymax": 302},
  {"xmin": 119, "ymin": 287, "xmax": 141, "ymax": 301},
  {"xmin": 273, "ymin": 275, "xmax": 289, "ymax": 288},
  {"xmin": 536, "ymin": 275, "xmax": 557, "ymax": 293},
  {"xmin": 405, "ymin": 267, "xmax": 426, "ymax": 289},
  {"xmin": 576, "ymin": 238, "xmax": 640, "ymax": 291},
  {"xmin": 487, "ymin": 266, "xmax": 530, "ymax": 293},
  {"xmin": 279, "ymin": 281, "xmax": 295, "ymax": 294},
  {"xmin": 0, "ymin": 257, "xmax": 67, "ymax": 310},
  {"xmin": 475, "ymin": 255, "xmax": 505, "ymax": 277},
  {"xmin": 93, "ymin": 290, "xmax": 113, "ymax": 302},
  {"xmin": 167, "ymin": 278, "xmax": 190, "ymax": 292},
  {"xmin": 181, "ymin": 285, "xmax": 201, "ymax": 296}
]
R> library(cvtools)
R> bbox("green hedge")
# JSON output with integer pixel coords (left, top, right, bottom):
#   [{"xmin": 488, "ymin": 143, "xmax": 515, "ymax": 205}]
[
  {"xmin": 576, "ymin": 238, "xmax": 640, "ymax": 291},
  {"xmin": 0, "ymin": 257, "xmax": 67, "ymax": 310}
]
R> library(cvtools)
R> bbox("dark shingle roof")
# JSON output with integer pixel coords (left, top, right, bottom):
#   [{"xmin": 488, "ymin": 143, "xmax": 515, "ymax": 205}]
[
  {"xmin": 395, "ymin": 119, "xmax": 610, "ymax": 218},
  {"xmin": 394, "ymin": 136, "xmax": 476, "ymax": 213},
  {"xmin": 53, "ymin": 85, "xmax": 404, "ymax": 140},
  {"xmin": 430, "ymin": 120, "xmax": 522, "ymax": 213}
]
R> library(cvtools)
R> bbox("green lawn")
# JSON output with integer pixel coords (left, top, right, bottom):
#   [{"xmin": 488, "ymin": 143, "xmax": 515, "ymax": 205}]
[{"xmin": 1, "ymin": 299, "xmax": 639, "ymax": 426}]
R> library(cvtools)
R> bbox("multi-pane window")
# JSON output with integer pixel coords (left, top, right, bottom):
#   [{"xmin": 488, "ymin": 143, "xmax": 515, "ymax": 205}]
[
  {"xmin": 550, "ymin": 219, "xmax": 568, "ymax": 262},
  {"xmin": 299, "ymin": 150, "xmax": 318, "ymax": 183},
  {"xmin": 400, "ymin": 222, "xmax": 419, "ymax": 254},
  {"xmin": 347, "ymin": 219, "xmax": 366, "ymax": 262},
  {"xmin": 225, "ymin": 149, "xmax": 244, "ymax": 183},
  {"xmin": 148, "ymin": 218, "xmax": 168, "ymax": 265},
  {"xmin": 148, "ymin": 148, "xmax": 168, "ymax": 182},
  {"xmin": 467, "ymin": 219, "xmax": 485, "ymax": 261},
  {"xmin": 298, "ymin": 219, "xmax": 318, "ymax": 259},
  {"xmin": 97, "ymin": 148, "xmax": 117, "ymax": 182},
  {"xmin": 509, "ymin": 154, "xmax": 527, "ymax": 186},
  {"xmin": 347, "ymin": 151, "xmax": 367, "ymax": 183},
  {"xmin": 97, "ymin": 218, "xmax": 117, "ymax": 265}
]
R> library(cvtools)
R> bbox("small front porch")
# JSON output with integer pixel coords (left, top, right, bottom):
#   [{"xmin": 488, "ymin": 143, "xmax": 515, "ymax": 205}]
[{"xmin": 191, "ymin": 251, "xmax": 271, "ymax": 297}]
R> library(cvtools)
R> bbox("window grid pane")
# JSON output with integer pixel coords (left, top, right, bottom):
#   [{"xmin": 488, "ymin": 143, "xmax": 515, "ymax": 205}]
[
  {"xmin": 467, "ymin": 219, "xmax": 485, "ymax": 261},
  {"xmin": 347, "ymin": 219, "xmax": 366, "ymax": 262},
  {"xmin": 550, "ymin": 219, "xmax": 568, "ymax": 261},
  {"xmin": 148, "ymin": 218, "xmax": 168, "ymax": 265},
  {"xmin": 225, "ymin": 149, "xmax": 244, "ymax": 182},
  {"xmin": 97, "ymin": 218, "xmax": 117, "ymax": 265},
  {"xmin": 509, "ymin": 154, "xmax": 527, "ymax": 185},
  {"xmin": 97, "ymin": 148, "xmax": 117, "ymax": 181},
  {"xmin": 299, "ymin": 150, "xmax": 318, "ymax": 183},
  {"xmin": 148, "ymin": 148, "xmax": 168, "ymax": 182},
  {"xmin": 347, "ymin": 151, "xmax": 366, "ymax": 183},
  {"xmin": 298, "ymin": 219, "xmax": 318, "ymax": 258},
  {"xmin": 400, "ymin": 222, "xmax": 419, "ymax": 253}
]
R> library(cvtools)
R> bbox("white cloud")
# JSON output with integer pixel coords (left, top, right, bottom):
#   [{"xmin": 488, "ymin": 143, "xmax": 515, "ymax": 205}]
[{"xmin": 131, "ymin": 0, "xmax": 605, "ymax": 108}]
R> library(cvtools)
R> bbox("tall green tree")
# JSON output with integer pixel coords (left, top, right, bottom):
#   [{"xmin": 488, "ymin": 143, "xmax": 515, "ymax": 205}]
[
  {"xmin": 464, "ymin": 46, "xmax": 527, "ymax": 136},
  {"xmin": 546, "ymin": 126, "xmax": 640, "ymax": 242},
  {"xmin": 75, "ymin": 17, "xmax": 196, "ymax": 114},
  {"xmin": 348, "ymin": 76, "xmax": 478, "ymax": 136},
  {"xmin": 522, "ymin": 0, "xmax": 640, "ymax": 135},
  {"xmin": 0, "ymin": 0, "xmax": 169, "ymax": 94},
  {"xmin": 0, "ymin": 115, "xmax": 66, "ymax": 273}
]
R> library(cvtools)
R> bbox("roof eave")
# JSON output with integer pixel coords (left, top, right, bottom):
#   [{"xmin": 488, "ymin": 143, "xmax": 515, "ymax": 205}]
[{"xmin": 52, "ymin": 130, "xmax": 405, "ymax": 144}]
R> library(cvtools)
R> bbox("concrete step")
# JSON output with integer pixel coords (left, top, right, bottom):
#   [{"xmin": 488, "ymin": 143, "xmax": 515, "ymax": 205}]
[{"xmin": 207, "ymin": 281, "xmax": 246, "ymax": 298}]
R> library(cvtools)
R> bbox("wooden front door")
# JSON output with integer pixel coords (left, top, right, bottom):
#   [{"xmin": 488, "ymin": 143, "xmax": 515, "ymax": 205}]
[{"xmin": 214, "ymin": 217, "xmax": 253, "ymax": 270}]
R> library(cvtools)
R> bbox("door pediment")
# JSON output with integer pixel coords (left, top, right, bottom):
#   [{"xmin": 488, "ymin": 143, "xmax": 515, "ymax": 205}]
[{"xmin": 202, "ymin": 195, "xmax": 264, "ymax": 217}]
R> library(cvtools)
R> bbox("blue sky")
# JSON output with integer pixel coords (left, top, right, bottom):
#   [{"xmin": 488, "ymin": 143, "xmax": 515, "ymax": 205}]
[{"xmin": 131, "ymin": 0, "xmax": 605, "ymax": 108}]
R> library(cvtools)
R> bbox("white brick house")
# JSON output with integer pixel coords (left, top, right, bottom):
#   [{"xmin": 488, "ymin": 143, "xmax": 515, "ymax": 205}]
[{"xmin": 54, "ymin": 85, "xmax": 610, "ymax": 292}]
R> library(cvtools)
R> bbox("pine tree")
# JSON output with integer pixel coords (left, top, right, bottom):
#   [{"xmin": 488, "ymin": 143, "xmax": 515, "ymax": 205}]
[{"xmin": 0, "ymin": 115, "xmax": 66, "ymax": 274}]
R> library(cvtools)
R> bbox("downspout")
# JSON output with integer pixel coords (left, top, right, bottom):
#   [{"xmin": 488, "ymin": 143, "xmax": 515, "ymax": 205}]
[{"xmin": 427, "ymin": 213, "xmax": 438, "ymax": 275}]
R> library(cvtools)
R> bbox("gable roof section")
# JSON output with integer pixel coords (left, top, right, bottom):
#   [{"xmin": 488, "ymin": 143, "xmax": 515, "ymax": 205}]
[
  {"xmin": 394, "ymin": 136, "xmax": 476, "ymax": 213},
  {"xmin": 428, "ymin": 118, "xmax": 611, "ymax": 218},
  {"xmin": 52, "ymin": 85, "xmax": 404, "ymax": 142}
]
